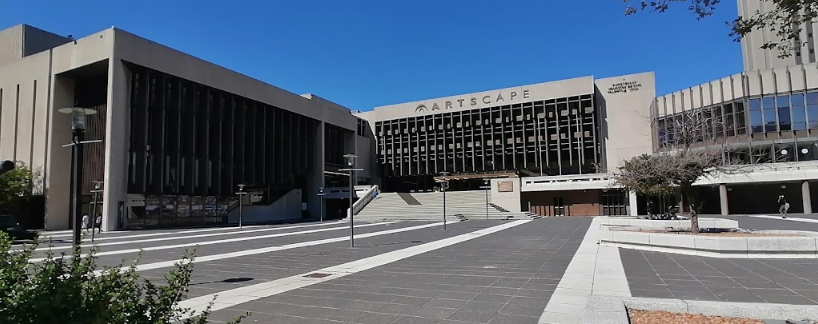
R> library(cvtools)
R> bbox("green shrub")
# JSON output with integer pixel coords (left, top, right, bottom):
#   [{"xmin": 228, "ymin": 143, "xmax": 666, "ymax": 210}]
[{"xmin": 0, "ymin": 233, "xmax": 248, "ymax": 324}]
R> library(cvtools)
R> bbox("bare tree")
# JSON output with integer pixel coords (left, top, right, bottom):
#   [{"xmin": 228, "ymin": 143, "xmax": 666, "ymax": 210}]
[
  {"xmin": 624, "ymin": 0, "xmax": 818, "ymax": 58},
  {"xmin": 612, "ymin": 110, "xmax": 739, "ymax": 233}
]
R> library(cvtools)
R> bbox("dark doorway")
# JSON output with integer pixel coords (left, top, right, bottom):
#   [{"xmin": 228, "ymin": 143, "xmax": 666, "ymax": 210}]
[
  {"xmin": 553, "ymin": 197, "xmax": 566, "ymax": 216},
  {"xmin": 727, "ymin": 182, "xmax": 803, "ymax": 214}
]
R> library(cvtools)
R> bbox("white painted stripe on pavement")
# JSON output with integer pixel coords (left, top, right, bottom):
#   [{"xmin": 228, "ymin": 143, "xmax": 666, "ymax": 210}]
[
  {"xmin": 31, "ymin": 221, "xmax": 394, "ymax": 263},
  {"xmin": 109, "ymin": 221, "xmax": 445, "ymax": 275},
  {"xmin": 745, "ymin": 215, "xmax": 818, "ymax": 223},
  {"xmin": 177, "ymin": 220, "xmax": 531, "ymax": 317},
  {"xmin": 39, "ymin": 224, "xmax": 267, "ymax": 239},
  {"xmin": 35, "ymin": 221, "xmax": 344, "ymax": 251}
]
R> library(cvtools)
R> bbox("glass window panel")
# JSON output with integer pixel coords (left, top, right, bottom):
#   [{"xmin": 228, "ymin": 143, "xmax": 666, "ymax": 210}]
[
  {"xmin": 779, "ymin": 109, "xmax": 791, "ymax": 130},
  {"xmin": 762, "ymin": 97, "xmax": 775, "ymax": 110},
  {"xmin": 809, "ymin": 104, "xmax": 818, "ymax": 128},
  {"xmin": 793, "ymin": 106, "xmax": 807, "ymax": 130},
  {"xmin": 792, "ymin": 93, "xmax": 805, "ymax": 107},
  {"xmin": 763, "ymin": 108, "xmax": 778, "ymax": 132},
  {"xmin": 749, "ymin": 109, "xmax": 763, "ymax": 133},
  {"xmin": 807, "ymin": 92, "xmax": 818, "ymax": 105},
  {"xmin": 778, "ymin": 95, "xmax": 792, "ymax": 131},
  {"xmin": 749, "ymin": 98, "xmax": 761, "ymax": 110},
  {"xmin": 776, "ymin": 95, "xmax": 790, "ymax": 109}
]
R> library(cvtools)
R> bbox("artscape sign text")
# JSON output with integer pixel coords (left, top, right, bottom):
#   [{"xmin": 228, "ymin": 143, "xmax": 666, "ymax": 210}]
[{"xmin": 415, "ymin": 89, "xmax": 531, "ymax": 113}]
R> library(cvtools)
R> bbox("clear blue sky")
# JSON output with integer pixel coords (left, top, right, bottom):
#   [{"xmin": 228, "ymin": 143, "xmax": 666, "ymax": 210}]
[{"xmin": 1, "ymin": 0, "xmax": 742, "ymax": 111}]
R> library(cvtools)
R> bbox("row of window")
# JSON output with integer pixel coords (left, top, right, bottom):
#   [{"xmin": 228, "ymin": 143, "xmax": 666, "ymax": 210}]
[{"xmin": 657, "ymin": 90, "xmax": 818, "ymax": 145}]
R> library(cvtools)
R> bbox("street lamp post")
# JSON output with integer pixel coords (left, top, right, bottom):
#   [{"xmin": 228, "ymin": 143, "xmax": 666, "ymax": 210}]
[
  {"xmin": 58, "ymin": 107, "xmax": 100, "ymax": 247},
  {"xmin": 236, "ymin": 184, "xmax": 246, "ymax": 229},
  {"xmin": 482, "ymin": 179, "xmax": 491, "ymax": 221},
  {"xmin": 90, "ymin": 180, "xmax": 103, "ymax": 242},
  {"xmin": 339, "ymin": 153, "xmax": 362, "ymax": 247},
  {"xmin": 436, "ymin": 172, "xmax": 450, "ymax": 230},
  {"xmin": 317, "ymin": 187, "xmax": 326, "ymax": 222}
]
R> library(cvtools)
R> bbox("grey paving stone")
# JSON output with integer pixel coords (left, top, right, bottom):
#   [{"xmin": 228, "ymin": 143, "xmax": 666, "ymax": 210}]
[
  {"xmin": 352, "ymin": 312, "xmax": 404, "ymax": 324},
  {"xmin": 375, "ymin": 303, "xmax": 422, "ymax": 315},
  {"xmin": 630, "ymin": 288, "xmax": 675, "ymax": 299},
  {"xmin": 487, "ymin": 313, "xmax": 539, "ymax": 324},
  {"xmin": 446, "ymin": 308, "xmax": 500, "ymax": 323},
  {"xmin": 392, "ymin": 315, "xmax": 438, "ymax": 324},
  {"xmin": 621, "ymin": 248, "xmax": 818, "ymax": 305},
  {"xmin": 408, "ymin": 305, "xmax": 458, "ymax": 321},
  {"xmin": 391, "ymin": 295, "xmax": 434, "ymax": 306},
  {"xmin": 425, "ymin": 298, "xmax": 469, "ymax": 309},
  {"xmin": 498, "ymin": 303, "xmax": 543, "ymax": 317},
  {"xmin": 439, "ymin": 291, "xmax": 479, "ymax": 301},
  {"xmin": 470, "ymin": 293, "xmax": 513, "ymax": 304}
]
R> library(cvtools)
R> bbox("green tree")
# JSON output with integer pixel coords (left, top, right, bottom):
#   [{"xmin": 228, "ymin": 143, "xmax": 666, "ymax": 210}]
[
  {"xmin": 612, "ymin": 110, "xmax": 740, "ymax": 233},
  {"xmin": 624, "ymin": 0, "xmax": 818, "ymax": 58},
  {"xmin": 0, "ymin": 234, "xmax": 249, "ymax": 324},
  {"xmin": 0, "ymin": 162, "xmax": 40, "ymax": 214}
]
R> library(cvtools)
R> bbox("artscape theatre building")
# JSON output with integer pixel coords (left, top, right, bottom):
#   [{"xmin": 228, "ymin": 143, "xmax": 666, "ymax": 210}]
[{"xmin": 3, "ymin": 1, "xmax": 818, "ymax": 230}]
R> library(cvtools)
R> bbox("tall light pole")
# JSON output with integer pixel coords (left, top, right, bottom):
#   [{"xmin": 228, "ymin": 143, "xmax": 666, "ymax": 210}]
[
  {"xmin": 236, "ymin": 184, "xmax": 246, "ymax": 229},
  {"xmin": 90, "ymin": 180, "xmax": 103, "ymax": 242},
  {"xmin": 317, "ymin": 187, "xmax": 326, "ymax": 222},
  {"xmin": 482, "ymin": 179, "xmax": 490, "ymax": 220},
  {"xmin": 436, "ymin": 171, "xmax": 450, "ymax": 230},
  {"xmin": 339, "ymin": 154, "xmax": 362, "ymax": 247},
  {"xmin": 58, "ymin": 107, "xmax": 100, "ymax": 247}
]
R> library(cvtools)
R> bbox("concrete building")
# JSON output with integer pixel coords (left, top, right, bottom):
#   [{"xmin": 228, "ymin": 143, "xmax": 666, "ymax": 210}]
[
  {"xmin": 739, "ymin": 0, "xmax": 818, "ymax": 71},
  {"xmin": 357, "ymin": 73, "xmax": 657, "ymax": 216},
  {"xmin": 0, "ymin": 24, "xmax": 371, "ymax": 230}
]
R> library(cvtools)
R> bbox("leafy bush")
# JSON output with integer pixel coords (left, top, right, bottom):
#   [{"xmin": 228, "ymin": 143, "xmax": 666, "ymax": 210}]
[{"xmin": 0, "ymin": 233, "xmax": 248, "ymax": 324}]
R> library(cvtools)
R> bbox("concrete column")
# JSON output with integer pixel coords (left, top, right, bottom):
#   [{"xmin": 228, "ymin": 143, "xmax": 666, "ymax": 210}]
[
  {"xmin": 803, "ymin": 181, "xmax": 812, "ymax": 214},
  {"xmin": 307, "ymin": 121, "xmax": 325, "ymax": 219},
  {"xmin": 44, "ymin": 76, "xmax": 76, "ymax": 230},
  {"xmin": 719, "ymin": 184, "xmax": 729, "ymax": 216},
  {"xmin": 628, "ymin": 190, "xmax": 638, "ymax": 216},
  {"xmin": 102, "ymin": 59, "xmax": 130, "ymax": 231}
]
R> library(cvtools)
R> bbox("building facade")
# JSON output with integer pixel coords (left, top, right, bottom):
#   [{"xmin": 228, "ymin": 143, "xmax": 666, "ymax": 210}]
[
  {"xmin": 739, "ymin": 0, "xmax": 818, "ymax": 71},
  {"xmin": 358, "ymin": 73, "xmax": 657, "ymax": 216},
  {"xmin": 0, "ymin": 24, "xmax": 371, "ymax": 230}
]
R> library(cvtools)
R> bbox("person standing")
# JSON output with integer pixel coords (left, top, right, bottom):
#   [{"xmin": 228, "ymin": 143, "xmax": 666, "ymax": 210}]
[
  {"xmin": 778, "ymin": 195, "xmax": 789, "ymax": 219},
  {"xmin": 95, "ymin": 214, "xmax": 102, "ymax": 234},
  {"xmin": 81, "ymin": 213, "xmax": 90, "ymax": 232}
]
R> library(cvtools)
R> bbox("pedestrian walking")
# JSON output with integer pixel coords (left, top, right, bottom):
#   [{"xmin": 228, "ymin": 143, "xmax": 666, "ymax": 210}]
[
  {"xmin": 778, "ymin": 195, "xmax": 789, "ymax": 219},
  {"xmin": 95, "ymin": 214, "xmax": 102, "ymax": 234},
  {"xmin": 81, "ymin": 213, "xmax": 90, "ymax": 232}
]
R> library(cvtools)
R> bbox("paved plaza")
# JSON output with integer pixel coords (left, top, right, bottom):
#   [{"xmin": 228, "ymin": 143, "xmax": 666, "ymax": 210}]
[{"xmin": 26, "ymin": 214, "xmax": 818, "ymax": 323}]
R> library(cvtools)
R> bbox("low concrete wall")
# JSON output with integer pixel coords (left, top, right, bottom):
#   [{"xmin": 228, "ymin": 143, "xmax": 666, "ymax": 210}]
[
  {"xmin": 599, "ymin": 217, "xmax": 738, "ymax": 230},
  {"xmin": 600, "ymin": 228, "xmax": 818, "ymax": 258}
]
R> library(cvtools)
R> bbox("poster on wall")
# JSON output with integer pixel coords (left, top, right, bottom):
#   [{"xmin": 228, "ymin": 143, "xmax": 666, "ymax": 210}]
[
  {"xmin": 204, "ymin": 196, "xmax": 217, "ymax": 217},
  {"xmin": 191, "ymin": 196, "xmax": 204, "ymax": 217},
  {"xmin": 497, "ymin": 181, "xmax": 514, "ymax": 192},
  {"xmin": 145, "ymin": 196, "xmax": 160, "ymax": 218},
  {"xmin": 177, "ymin": 195, "xmax": 190, "ymax": 218}
]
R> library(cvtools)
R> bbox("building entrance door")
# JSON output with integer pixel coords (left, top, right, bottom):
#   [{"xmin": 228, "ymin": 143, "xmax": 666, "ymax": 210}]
[{"xmin": 553, "ymin": 197, "xmax": 566, "ymax": 216}]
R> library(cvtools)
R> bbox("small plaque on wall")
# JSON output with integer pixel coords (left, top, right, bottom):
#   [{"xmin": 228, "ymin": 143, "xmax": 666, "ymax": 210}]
[{"xmin": 497, "ymin": 181, "xmax": 514, "ymax": 192}]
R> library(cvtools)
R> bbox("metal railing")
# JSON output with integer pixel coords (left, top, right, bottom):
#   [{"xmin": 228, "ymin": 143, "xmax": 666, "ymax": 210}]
[{"xmin": 349, "ymin": 185, "xmax": 379, "ymax": 216}]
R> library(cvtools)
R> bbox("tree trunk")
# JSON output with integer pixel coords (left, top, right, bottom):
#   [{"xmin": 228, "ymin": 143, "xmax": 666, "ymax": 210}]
[{"xmin": 681, "ymin": 185, "xmax": 699, "ymax": 234}]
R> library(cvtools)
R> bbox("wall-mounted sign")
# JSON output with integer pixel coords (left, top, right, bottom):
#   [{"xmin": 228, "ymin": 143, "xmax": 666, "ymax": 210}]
[
  {"xmin": 497, "ymin": 181, "xmax": 514, "ymax": 192},
  {"xmin": 607, "ymin": 80, "xmax": 642, "ymax": 94},
  {"xmin": 415, "ymin": 89, "xmax": 531, "ymax": 113}
]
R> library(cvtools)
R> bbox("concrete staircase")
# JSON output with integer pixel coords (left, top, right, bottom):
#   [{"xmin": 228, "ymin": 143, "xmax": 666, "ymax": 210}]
[{"xmin": 356, "ymin": 190, "xmax": 538, "ymax": 222}]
